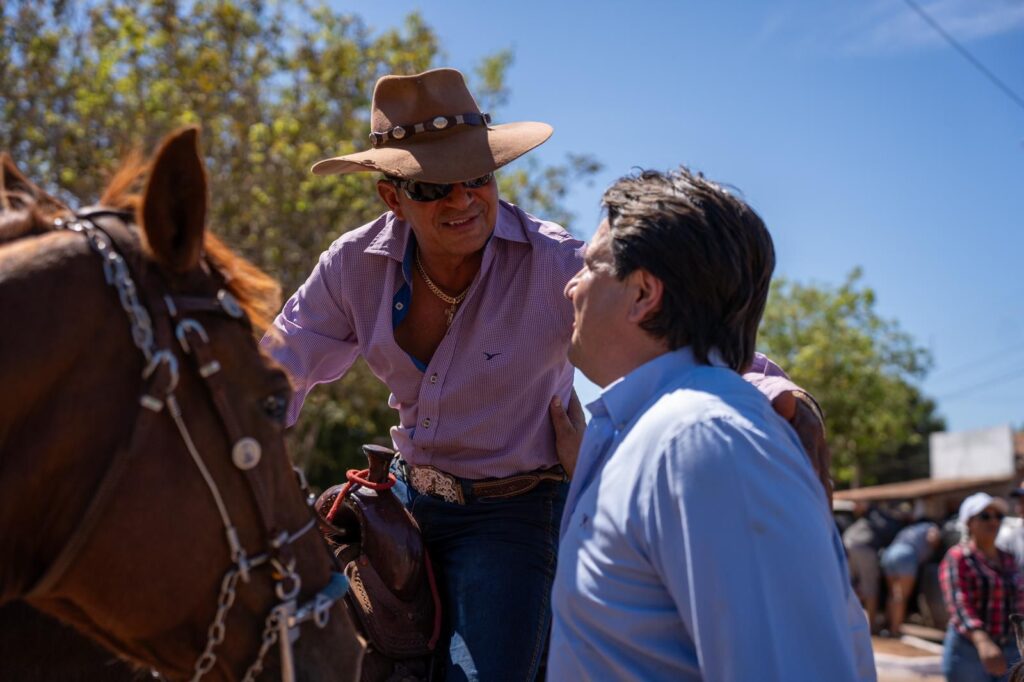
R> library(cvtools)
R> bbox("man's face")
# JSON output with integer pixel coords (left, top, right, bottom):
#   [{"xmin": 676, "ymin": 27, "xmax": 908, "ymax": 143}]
[
  {"xmin": 378, "ymin": 175, "xmax": 499, "ymax": 259},
  {"xmin": 564, "ymin": 219, "xmax": 632, "ymax": 386}
]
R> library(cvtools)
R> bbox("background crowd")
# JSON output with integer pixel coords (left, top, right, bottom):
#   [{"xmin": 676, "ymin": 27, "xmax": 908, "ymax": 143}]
[{"xmin": 841, "ymin": 485, "xmax": 1024, "ymax": 680}]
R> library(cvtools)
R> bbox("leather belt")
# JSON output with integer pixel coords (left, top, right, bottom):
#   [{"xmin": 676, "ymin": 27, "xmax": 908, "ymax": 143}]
[{"xmin": 408, "ymin": 464, "xmax": 566, "ymax": 505}]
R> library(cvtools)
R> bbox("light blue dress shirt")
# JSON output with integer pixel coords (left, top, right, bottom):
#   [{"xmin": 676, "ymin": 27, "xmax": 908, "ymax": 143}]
[{"xmin": 549, "ymin": 348, "xmax": 876, "ymax": 681}]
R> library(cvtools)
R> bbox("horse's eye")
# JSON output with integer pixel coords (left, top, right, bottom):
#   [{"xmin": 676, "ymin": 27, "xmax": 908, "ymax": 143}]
[{"xmin": 262, "ymin": 393, "xmax": 289, "ymax": 423}]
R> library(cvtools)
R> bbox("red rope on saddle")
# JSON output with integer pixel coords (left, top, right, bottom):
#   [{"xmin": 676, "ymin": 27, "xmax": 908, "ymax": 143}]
[
  {"xmin": 322, "ymin": 467, "xmax": 441, "ymax": 649},
  {"xmin": 325, "ymin": 468, "xmax": 397, "ymax": 524}
]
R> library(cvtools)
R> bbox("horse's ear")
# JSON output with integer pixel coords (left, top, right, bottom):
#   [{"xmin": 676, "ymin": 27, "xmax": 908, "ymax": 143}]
[
  {"xmin": 141, "ymin": 127, "xmax": 207, "ymax": 272},
  {"xmin": 0, "ymin": 153, "xmax": 64, "ymax": 213}
]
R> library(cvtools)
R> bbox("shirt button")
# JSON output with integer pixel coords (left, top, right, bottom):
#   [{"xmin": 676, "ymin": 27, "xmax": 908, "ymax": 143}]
[
  {"xmin": 429, "ymin": 373, "xmax": 438, "ymax": 384},
  {"xmin": 422, "ymin": 418, "xmax": 431, "ymax": 428},
  {"xmin": 395, "ymin": 302, "xmax": 404, "ymax": 311}
]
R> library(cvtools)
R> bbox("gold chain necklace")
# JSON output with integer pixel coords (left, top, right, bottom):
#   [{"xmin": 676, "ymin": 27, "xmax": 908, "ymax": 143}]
[{"xmin": 415, "ymin": 249, "xmax": 470, "ymax": 327}]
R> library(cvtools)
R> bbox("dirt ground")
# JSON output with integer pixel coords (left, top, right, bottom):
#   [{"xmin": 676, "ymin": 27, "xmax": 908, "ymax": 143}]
[
  {"xmin": 878, "ymin": 672, "xmax": 944, "ymax": 682},
  {"xmin": 874, "ymin": 638, "xmax": 939, "ymax": 658},
  {"xmin": 877, "ymin": 669, "xmax": 944, "ymax": 681},
  {"xmin": 874, "ymin": 636, "xmax": 944, "ymax": 682}
]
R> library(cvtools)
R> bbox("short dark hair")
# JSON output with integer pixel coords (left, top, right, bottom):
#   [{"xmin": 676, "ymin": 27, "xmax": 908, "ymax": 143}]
[{"xmin": 602, "ymin": 167, "xmax": 775, "ymax": 371}]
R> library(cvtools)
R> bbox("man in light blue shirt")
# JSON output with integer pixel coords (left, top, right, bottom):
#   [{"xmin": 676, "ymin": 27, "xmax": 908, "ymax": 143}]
[{"xmin": 547, "ymin": 168, "xmax": 875, "ymax": 681}]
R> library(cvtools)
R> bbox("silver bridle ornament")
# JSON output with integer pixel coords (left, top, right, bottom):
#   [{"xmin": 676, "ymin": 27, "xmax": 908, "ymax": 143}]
[{"xmin": 35, "ymin": 213, "xmax": 350, "ymax": 682}]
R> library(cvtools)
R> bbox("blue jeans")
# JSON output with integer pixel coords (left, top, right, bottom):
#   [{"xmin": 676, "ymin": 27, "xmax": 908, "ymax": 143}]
[
  {"xmin": 392, "ymin": 467, "xmax": 567, "ymax": 682},
  {"xmin": 880, "ymin": 542, "xmax": 919, "ymax": 577},
  {"xmin": 942, "ymin": 625, "xmax": 1022, "ymax": 682}
]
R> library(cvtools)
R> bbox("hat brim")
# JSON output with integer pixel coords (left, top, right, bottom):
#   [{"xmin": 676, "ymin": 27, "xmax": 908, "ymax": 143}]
[
  {"xmin": 958, "ymin": 492, "xmax": 1010, "ymax": 525},
  {"xmin": 310, "ymin": 122, "xmax": 553, "ymax": 184},
  {"xmin": 969, "ymin": 497, "xmax": 1009, "ymax": 519}
]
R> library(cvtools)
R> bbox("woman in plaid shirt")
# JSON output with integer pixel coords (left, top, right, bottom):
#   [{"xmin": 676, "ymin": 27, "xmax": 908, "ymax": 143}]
[{"xmin": 940, "ymin": 492, "xmax": 1024, "ymax": 681}]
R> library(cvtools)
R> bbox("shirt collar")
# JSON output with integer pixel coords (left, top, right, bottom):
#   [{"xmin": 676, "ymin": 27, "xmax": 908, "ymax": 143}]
[
  {"xmin": 363, "ymin": 199, "xmax": 529, "ymax": 262},
  {"xmin": 585, "ymin": 346, "xmax": 727, "ymax": 431},
  {"xmin": 492, "ymin": 201, "xmax": 530, "ymax": 244}
]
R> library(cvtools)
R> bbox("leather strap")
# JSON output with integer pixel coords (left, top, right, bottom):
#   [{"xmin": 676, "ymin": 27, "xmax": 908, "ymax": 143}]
[{"xmin": 471, "ymin": 470, "xmax": 566, "ymax": 500}]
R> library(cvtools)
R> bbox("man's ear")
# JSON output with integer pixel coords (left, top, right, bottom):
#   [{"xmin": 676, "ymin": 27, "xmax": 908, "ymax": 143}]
[
  {"xmin": 376, "ymin": 180, "xmax": 404, "ymax": 219},
  {"xmin": 627, "ymin": 268, "xmax": 663, "ymax": 325}
]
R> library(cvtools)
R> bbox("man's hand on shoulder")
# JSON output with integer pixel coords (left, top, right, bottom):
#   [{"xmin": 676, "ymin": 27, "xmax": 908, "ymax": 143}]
[
  {"xmin": 549, "ymin": 390, "xmax": 586, "ymax": 479},
  {"xmin": 769, "ymin": 388, "xmax": 796, "ymax": 421},
  {"xmin": 785, "ymin": 391, "xmax": 833, "ymax": 505},
  {"xmin": 745, "ymin": 367, "xmax": 833, "ymax": 505}
]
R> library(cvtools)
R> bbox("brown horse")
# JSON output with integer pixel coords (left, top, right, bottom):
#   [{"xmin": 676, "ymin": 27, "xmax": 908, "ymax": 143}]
[{"xmin": 0, "ymin": 127, "xmax": 364, "ymax": 680}]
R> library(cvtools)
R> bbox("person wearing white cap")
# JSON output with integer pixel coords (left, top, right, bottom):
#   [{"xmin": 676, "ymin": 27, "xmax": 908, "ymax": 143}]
[
  {"xmin": 997, "ymin": 481, "xmax": 1024, "ymax": 573},
  {"xmin": 940, "ymin": 492, "xmax": 1023, "ymax": 681}
]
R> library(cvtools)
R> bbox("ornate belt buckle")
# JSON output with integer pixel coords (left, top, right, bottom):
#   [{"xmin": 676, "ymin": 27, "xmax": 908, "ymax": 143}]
[{"xmin": 409, "ymin": 465, "xmax": 464, "ymax": 505}]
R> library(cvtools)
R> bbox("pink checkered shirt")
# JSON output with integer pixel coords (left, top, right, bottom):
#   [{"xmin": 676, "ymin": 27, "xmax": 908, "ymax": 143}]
[
  {"xmin": 940, "ymin": 541, "xmax": 1024, "ymax": 643},
  {"xmin": 743, "ymin": 353, "xmax": 802, "ymax": 402},
  {"xmin": 261, "ymin": 201, "xmax": 583, "ymax": 479}
]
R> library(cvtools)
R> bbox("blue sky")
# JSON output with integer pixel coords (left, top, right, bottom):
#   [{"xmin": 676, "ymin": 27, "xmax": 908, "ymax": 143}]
[{"xmin": 342, "ymin": 0, "xmax": 1024, "ymax": 433}]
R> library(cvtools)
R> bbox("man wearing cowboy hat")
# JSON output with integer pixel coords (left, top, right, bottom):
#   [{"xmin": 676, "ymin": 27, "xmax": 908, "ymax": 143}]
[
  {"xmin": 263, "ymin": 68, "xmax": 578, "ymax": 681},
  {"xmin": 263, "ymin": 67, "xmax": 835, "ymax": 680}
]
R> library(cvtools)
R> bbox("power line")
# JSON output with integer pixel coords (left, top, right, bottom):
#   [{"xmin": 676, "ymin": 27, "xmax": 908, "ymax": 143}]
[
  {"xmin": 900, "ymin": 0, "xmax": 1024, "ymax": 115},
  {"xmin": 928, "ymin": 339, "xmax": 1024, "ymax": 383},
  {"xmin": 936, "ymin": 364, "xmax": 1024, "ymax": 402}
]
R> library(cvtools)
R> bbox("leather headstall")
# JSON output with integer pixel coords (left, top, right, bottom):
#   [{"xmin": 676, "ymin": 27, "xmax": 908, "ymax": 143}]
[{"xmin": 25, "ymin": 208, "xmax": 349, "ymax": 682}]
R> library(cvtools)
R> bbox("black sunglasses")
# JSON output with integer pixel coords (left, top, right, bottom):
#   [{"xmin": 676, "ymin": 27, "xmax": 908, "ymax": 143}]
[
  {"xmin": 976, "ymin": 511, "xmax": 1005, "ymax": 522},
  {"xmin": 385, "ymin": 173, "xmax": 494, "ymax": 202}
]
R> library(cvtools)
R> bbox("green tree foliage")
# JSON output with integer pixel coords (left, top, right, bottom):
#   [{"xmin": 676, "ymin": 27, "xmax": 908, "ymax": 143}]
[
  {"xmin": 869, "ymin": 391, "xmax": 946, "ymax": 485},
  {"xmin": 1, "ymin": 0, "xmax": 599, "ymax": 488},
  {"xmin": 758, "ymin": 269, "xmax": 944, "ymax": 488}
]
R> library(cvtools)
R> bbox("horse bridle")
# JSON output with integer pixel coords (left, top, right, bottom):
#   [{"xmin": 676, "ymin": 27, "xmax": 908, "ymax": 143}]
[{"xmin": 26, "ymin": 209, "xmax": 350, "ymax": 682}]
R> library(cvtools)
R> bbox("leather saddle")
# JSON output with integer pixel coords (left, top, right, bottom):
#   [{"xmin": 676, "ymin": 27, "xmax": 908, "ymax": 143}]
[{"xmin": 316, "ymin": 445, "xmax": 439, "ymax": 681}]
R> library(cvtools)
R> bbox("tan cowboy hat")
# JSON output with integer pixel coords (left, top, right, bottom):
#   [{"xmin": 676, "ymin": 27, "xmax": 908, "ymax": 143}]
[{"xmin": 311, "ymin": 68, "xmax": 553, "ymax": 184}]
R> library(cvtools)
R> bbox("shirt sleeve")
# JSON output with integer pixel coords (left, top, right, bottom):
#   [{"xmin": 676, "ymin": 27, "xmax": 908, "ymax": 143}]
[
  {"xmin": 845, "ymin": 586, "xmax": 878, "ymax": 681},
  {"xmin": 259, "ymin": 244, "xmax": 360, "ymax": 426},
  {"xmin": 940, "ymin": 550, "xmax": 985, "ymax": 631},
  {"xmin": 743, "ymin": 353, "xmax": 800, "ymax": 402},
  {"xmin": 546, "ymin": 228, "xmax": 584, "ymax": 334},
  {"xmin": 644, "ymin": 417, "xmax": 862, "ymax": 681},
  {"xmin": 742, "ymin": 354, "xmax": 832, "ymax": 502}
]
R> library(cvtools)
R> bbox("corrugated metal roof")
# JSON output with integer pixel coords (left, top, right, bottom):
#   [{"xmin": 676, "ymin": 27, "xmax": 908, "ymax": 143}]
[{"xmin": 833, "ymin": 474, "xmax": 1014, "ymax": 502}]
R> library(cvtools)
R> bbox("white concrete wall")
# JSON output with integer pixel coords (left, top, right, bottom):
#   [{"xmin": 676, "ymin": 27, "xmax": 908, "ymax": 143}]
[{"xmin": 930, "ymin": 425, "xmax": 1014, "ymax": 479}]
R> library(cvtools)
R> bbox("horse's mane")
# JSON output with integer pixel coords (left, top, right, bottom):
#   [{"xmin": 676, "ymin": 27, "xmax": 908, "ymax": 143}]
[{"xmin": 1, "ymin": 154, "xmax": 280, "ymax": 331}]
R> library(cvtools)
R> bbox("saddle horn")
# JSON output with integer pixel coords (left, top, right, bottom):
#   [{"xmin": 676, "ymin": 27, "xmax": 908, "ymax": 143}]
[{"xmin": 362, "ymin": 444, "xmax": 395, "ymax": 485}]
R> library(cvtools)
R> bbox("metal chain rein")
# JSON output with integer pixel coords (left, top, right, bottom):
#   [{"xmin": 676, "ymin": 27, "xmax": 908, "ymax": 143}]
[{"xmin": 61, "ymin": 216, "xmax": 347, "ymax": 682}]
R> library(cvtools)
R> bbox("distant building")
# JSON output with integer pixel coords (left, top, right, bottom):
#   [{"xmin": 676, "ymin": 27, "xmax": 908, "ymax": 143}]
[
  {"xmin": 834, "ymin": 425, "xmax": 1024, "ymax": 633},
  {"xmin": 835, "ymin": 425, "xmax": 1024, "ymax": 521},
  {"xmin": 930, "ymin": 425, "xmax": 1015, "ymax": 479}
]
